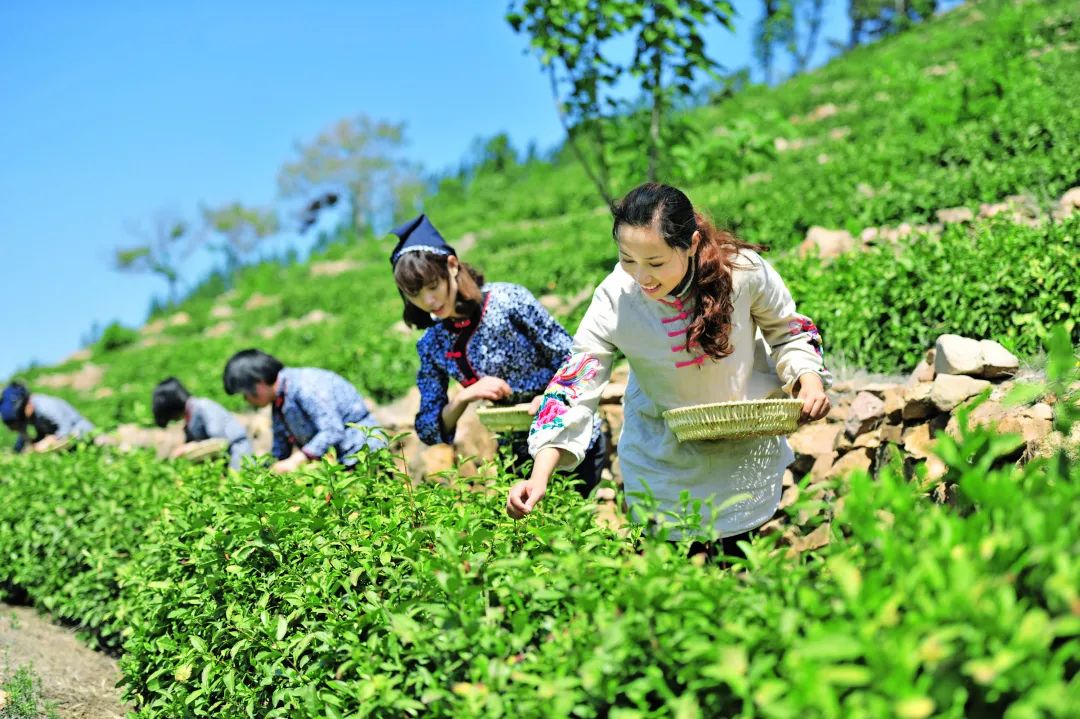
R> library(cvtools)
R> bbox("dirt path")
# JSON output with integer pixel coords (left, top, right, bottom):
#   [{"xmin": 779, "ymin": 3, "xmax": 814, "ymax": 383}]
[{"xmin": 0, "ymin": 604, "xmax": 130, "ymax": 719}]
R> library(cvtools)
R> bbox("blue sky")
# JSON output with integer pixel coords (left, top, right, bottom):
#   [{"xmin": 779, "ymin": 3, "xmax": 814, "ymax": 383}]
[{"xmin": 0, "ymin": 1, "xmax": 852, "ymax": 380}]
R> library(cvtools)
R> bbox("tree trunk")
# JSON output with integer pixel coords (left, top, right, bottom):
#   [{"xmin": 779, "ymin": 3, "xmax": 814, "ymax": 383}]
[
  {"xmin": 762, "ymin": 0, "xmax": 778, "ymax": 85},
  {"xmin": 648, "ymin": 34, "xmax": 663, "ymax": 182},
  {"xmin": 548, "ymin": 66, "xmax": 615, "ymax": 207},
  {"xmin": 849, "ymin": 0, "xmax": 862, "ymax": 47},
  {"xmin": 796, "ymin": 0, "xmax": 825, "ymax": 72}
]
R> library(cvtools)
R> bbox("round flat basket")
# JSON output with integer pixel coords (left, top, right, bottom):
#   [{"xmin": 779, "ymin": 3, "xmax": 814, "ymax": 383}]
[
  {"xmin": 662, "ymin": 398, "xmax": 803, "ymax": 442},
  {"xmin": 475, "ymin": 405, "xmax": 535, "ymax": 434},
  {"xmin": 176, "ymin": 438, "xmax": 229, "ymax": 463},
  {"xmin": 37, "ymin": 435, "xmax": 75, "ymax": 454}
]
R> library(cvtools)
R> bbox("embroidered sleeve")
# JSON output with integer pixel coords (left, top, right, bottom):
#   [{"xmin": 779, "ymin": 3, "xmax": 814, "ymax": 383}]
[
  {"xmin": 414, "ymin": 333, "xmax": 454, "ymax": 445},
  {"xmin": 294, "ymin": 383, "xmax": 346, "ymax": 460},
  {"xmin": 506, "ymin": 284, "xmax": 574, "ymax": 387},
  {"xmin": 749, "ymin": 254, "xmax": 834, "ymax": 394},
  {"xmin": 527, "ymin": 285, "xmax": 617, "ymax": 469}
]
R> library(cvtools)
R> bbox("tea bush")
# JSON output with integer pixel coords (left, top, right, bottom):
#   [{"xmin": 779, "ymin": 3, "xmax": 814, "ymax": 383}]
[
  {"xmin": 778, "ymin": 213, "xmax": 1080, "ymax": 373},
  {"xmin": 0, "ymin": 446, "xmax": 201, "ymax": 652},
  {"xmin": 0, "ymin": 330, "xmax": 1077, "ymax": 716}
]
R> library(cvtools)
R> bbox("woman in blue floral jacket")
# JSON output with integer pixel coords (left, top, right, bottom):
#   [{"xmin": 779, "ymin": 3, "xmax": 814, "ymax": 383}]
[
  {"xmin": 389, "ymin": 214, "xmax": 606, "ymax": 496},
  {"xmin": 223, "ymin": 349, "xmax": 384, "ymax": 473}
]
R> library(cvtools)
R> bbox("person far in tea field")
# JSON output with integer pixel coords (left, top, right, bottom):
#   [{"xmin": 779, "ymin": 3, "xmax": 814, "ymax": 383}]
[
  {"xmin": 507, "ymin": 182, "xmax": 831, "ymax": 562},
  {"xmin": 151, "ymin": 377, "xmax": 255, "ymax": 470},
  {"xmin": 390, "ymin": 214, "xmax": 606, "ymax": 495},
  {"xmin": 222, "ymin": 349, "xmax": 385, "ymax": 473},
  {"xmin": 1, "ymin": 381, "xmax": 95, "ymax": 453}
]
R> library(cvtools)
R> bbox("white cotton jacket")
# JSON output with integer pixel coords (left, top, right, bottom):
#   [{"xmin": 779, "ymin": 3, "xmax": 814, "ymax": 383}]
[{"xmin": 528, "ymin": 249, "xmax": 832, "ymax": 537}]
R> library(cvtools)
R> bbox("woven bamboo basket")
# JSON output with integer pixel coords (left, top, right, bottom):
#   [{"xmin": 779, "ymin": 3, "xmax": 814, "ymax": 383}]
[
  {"xmin": 663, "ymin": 398, "xmax": 803, "ymax": 442},
  {"xmin": 175, "ymin": 438, "xmax": 229, "ymax": 463},
  {"xmin": 37, "ymin": 435, "xmax": 75, "ymax": 454},
  {"xmin": 475, "ymin": 405, "xmax": 535, "ymax": 433}
]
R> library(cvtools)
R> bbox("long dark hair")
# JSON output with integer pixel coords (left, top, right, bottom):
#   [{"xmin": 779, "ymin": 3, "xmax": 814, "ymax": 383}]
[
  {"xmin": 393, "ymin": 251, "xmax": 486, "ymax": 329},
  {"xmin": 612, "ymin": 183, "xmax": 766, "ymax": 360}
]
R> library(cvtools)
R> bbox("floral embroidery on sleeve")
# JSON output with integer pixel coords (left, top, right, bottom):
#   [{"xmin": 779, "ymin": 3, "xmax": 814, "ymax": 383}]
[
  {"xmin": 529, "ymin": 353, "xmax": 600, "ymax": 435},
  {"xmin": 548, "ymin": 354, "xmax": 600, "ymax": 398},
  {"xmin": 532, "ymin": 393, "xmax": 570, "ymax": 434},
  {"xmin": 789, "ymin": 317, "xmax": 824, "ymax": 356}
]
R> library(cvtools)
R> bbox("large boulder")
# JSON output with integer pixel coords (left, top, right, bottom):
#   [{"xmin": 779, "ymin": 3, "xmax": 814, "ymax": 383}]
[
  {"xmin": 977, "ymin": 340, "xmax": 1020, "ymax": 379},
  {"xmin": 809, "ymin": 453, "xmax": 835, "ymax": 482},
  {"xmin": 934, "ymin": 335, "xmax": 983, "ymax": 376},
  {"xmin": 908, "ymin": 348, "xmax": 936, "ymax": 384},
  {"xmin": 826, "ymin": 448, "xmax": 872, "ymax": 481},
  {"xmin": 798, "ymin": 227, "xmax": 856, "ymax": 261},
  {"xmin": 902, "ymin": 382, "xmax": 936, "ymax": 420},
  {"xmin": 997, "ymin": 415, "xmax": 1053, "ymax": 446},
  {"xmin": 1054, "ymin": 186, "xmax": 1080, "ymax": 220},
  {"xmin": 36, "ymin": 363, "xmax": 106, "ymax": 393},
  {"xmin": 944, "ymin": 399, "xmax": 1052, "ymax": 451},
  {"xmin": 934, "ymin": 334, "xmax": 1019, "ymax": 379},
  {"xmin": 878, "ymin": 422, "xmax": 903, "ymax": 444},
  {"xmin": 788, "ymin": 422, "xmax": 842, "ymax": 474},
  {"xmin": 902, "ymin": 423, "xmax": 937, "ymax": 460},
  {"xmin": 944, "ymin": 400, "xmax": 1009, "ymax": 438},
  {"xmin": 935, "ymin": 207, "xmax": 974, "ymax": 224},
  {"xmin": 210, "ymin": 304, "xmax": 234, "ymax": 319},
  {"xmin": 844, "ymin": 391, "xmax": 886, "ymax": 439},
  {"xmin": 930, "ymin": 374, "xmax": 992, "ymax": 413}
]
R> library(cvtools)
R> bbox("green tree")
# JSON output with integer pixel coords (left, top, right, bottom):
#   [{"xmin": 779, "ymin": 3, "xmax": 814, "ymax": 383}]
[
  {"xmin": 469, "ymin": 133, "xmax": 519, "ymax": 176},
  {"xmin": 848, "ymin": 0, "xmax": 938, "ymax": 47},
  {"xmin": 113, "ymin": 213, "xmax": 190, "ymax": 303},
  {"xmin": 277, "ymin": 115, "xmax": 423, "ymax": 232},
  {"xmin": 755, "ymin": 0, "xmax": 825, "ymax": 82},
  {"xmin": 200, "ymin": 202, "xmax": 280, "ymax": 272},
  {"xmin": 507, "ymin": 0, "xmax": 734, "ymax": 204}
]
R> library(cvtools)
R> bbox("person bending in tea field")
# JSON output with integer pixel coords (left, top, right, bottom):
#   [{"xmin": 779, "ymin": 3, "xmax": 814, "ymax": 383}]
[
  {"xmin": 152, "ymin": 377, "xmax": 254, "ymax": 470},
  {"xmin": 222, "ymin": 349, "xmax": 385, "ymax": 473},
  {"xmin": 0, "ymin": 381, "xmax": 95, "ymax": 453},
  {"xmin": 507, "ymin": 183, "xmax": 832, "ymax": 560},
  {"xmin": 390, "ymin": 214, "xmax": 606, "ymax": 495}
]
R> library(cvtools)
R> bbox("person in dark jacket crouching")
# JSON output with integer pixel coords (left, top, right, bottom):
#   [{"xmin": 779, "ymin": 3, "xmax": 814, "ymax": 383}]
[
  {"xmin": 222, "ymin": 349, "xmax": 384, "ymax": 473},
  {"xmin": 152, "ymin": 377, "xmax": 254, "ymax": 469},
  {"xmin": 1, "ymin": 382, "xmax": 95, "ymax": 453}
]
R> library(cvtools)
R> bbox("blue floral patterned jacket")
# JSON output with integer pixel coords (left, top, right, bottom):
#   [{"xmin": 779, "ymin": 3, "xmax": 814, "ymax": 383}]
[
  {"xmin": 414, "ymin": 282, "xmax": 601, "ymax": 448},
  {"xmin": 271, "ymin": 368, "xmax": 384, "ymax": 467}
]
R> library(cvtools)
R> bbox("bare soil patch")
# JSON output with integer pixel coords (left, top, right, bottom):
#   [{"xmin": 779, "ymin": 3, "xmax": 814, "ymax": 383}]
[{"xmin": 0, "ymin": 604, "xmax": 129, "ymax": 719}]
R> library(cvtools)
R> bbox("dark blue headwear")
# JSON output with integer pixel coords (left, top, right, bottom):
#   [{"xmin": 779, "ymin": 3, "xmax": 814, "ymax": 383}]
[
  {"xmin": 0, "ymin": 384, "xmax": 29, "ymax": 423},
  {"xmin": 389, "ymin": 214, "xmax": 455, "ymax": 267}
]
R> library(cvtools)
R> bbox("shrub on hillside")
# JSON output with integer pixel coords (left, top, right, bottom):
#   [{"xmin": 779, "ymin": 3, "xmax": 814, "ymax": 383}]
[
  {"xmin": 0, "ymin": 329, "xmax": 1076, "ymax": 717},
  {"xmin": 780, "ymin": 215, "xmax": 1080, "ymax": 373},
  {"xmin": 96, "ymin": 321, "xmax": 139, "ymax": 352}
]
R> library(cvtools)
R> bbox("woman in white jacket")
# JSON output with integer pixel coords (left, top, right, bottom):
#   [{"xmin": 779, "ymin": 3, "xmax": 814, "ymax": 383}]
[{"xmin": 506, "ymin": 183, "xmax": 832, "ymax": 559}]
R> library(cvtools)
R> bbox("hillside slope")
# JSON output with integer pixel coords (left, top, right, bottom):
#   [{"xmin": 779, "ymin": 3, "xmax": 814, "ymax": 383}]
[{"xmin": 5, "ymin": 0, "xmax": 1078, "ymax": 439}]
